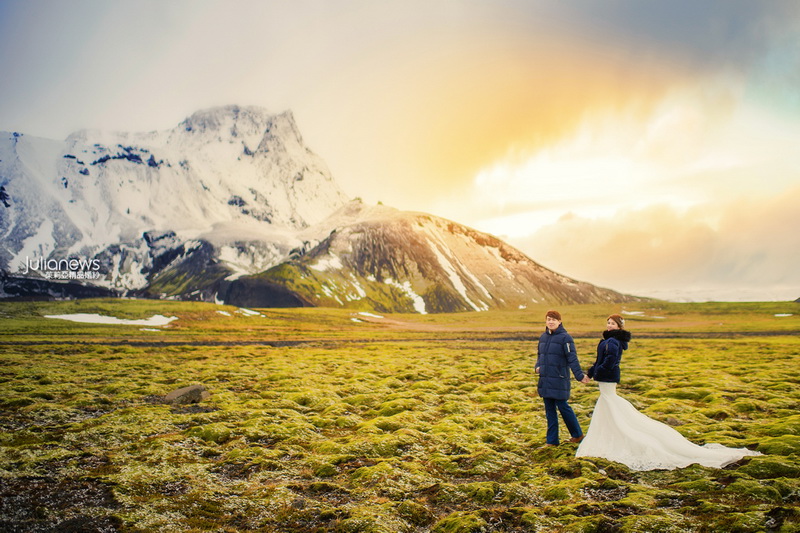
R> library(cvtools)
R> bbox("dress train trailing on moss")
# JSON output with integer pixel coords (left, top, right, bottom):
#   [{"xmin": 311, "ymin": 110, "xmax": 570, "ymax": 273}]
[{"xmin": 576, "ymin": 382, "xmax": 761, "ymax": 471}]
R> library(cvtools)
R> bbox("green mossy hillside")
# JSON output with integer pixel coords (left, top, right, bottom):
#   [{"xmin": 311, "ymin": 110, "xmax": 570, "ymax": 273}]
[{"xmin": 260, "ymin": 262, "xmax": 422, "ymax": 312}]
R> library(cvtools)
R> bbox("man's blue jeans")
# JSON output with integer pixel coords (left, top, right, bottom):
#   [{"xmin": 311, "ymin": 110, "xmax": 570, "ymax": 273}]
[{"xmin": 543, "ymin": 397, "xmax": 583, "ymax": 445}]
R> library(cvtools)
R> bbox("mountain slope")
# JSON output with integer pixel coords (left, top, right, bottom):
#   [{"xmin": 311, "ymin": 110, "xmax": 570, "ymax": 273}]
[{"xmin": 223, "ymin": 201, "xmax": 638, "ymax": 312}]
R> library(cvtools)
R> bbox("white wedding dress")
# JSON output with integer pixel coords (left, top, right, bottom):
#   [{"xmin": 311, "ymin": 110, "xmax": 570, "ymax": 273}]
[{"xmin": 576, "ymin": 382, "xmax": 761, "ymax": 471}]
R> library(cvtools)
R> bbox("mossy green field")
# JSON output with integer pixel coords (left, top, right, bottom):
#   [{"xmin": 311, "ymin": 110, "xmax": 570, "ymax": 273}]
[{"xmin": 1, "ymin": 299, "xmax": 799, "ymax": 532}]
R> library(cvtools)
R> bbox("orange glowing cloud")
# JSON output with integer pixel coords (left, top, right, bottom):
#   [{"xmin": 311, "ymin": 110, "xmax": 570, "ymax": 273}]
[
  {"xmin": 511, "ymin": 185, "xmax": 800, "ymax": 299},
  {"xmin": 348, "ymin": 39, "xmax": 686, "ymax": 201}
]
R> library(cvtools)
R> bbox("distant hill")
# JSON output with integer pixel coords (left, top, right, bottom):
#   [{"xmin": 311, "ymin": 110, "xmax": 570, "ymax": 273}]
[{"xmin": 222, "ymin": 201, "xmax": 637, "ymax": 312}]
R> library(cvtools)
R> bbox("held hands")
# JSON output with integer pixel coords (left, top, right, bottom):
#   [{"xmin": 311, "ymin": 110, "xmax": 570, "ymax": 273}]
[{"xmin": 580, "ymin": 375, "xmax": 591, "ymax": 384}]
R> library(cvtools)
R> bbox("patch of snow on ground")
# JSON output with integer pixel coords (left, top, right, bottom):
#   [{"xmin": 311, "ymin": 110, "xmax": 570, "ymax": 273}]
[
  {"xmin": 44, "ymin": 314, "xmax": 178, "ymax": 326},
  {"xmin": 384, "ymin": 277, "xmax": 427, "ymax": 314},
  {"xmin": 319, "ymin": 281, "xmax": 344, "ymax": 305},
  {"xmin": 426, "ymin": 238, "xmax": 482, "ymax": 311},
  {"xmin": 348, "ymin": 274, "xmax": 367, "ymax": 300},
  {"xmin": 310, "ymin": 255, "xmax": 343, "ymax": 272},
  {"xmin": 345, "ymin": 279, "xmax": 367, "ymax": 302},
  {"xmin": 775, "ymin": 313, "xmax": 793, "ymax": 317},
  {"xmin": 359, "ymin": 312, "xmax": 384, "ymax": 319},
  {"xmin": 216, "ymin": 310, "xmax": 232, "ymax": 316},
  {"xmin": 450, "ymin": 235, "xmax": 493, "ymax": 302},
  {"xmin": 236, "ymin": 308, "xmax": 263, "ymax": 317},
  {"xmin": 456, "ymin": 258, "xmax": 492, "ymax": 302},
  {"xmin": 486, "ymin": 246, "xmax": 515, "ymax": 278},
  {"xmin": 320, "ymin": 282, "xmax": 344, "ymax": 304},
  {"xmin": 217, "ymin": 240, "xmax": 289, "ymax": 281},
  {"xmin": 620, "ymin": 310, "xmax": 664, "ymax": 319}
]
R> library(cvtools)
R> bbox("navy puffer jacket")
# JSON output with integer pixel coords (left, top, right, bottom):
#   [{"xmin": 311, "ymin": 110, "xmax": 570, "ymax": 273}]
[
  {"xmin": 587, "ymin": 329, "xmax": 631, "ymax": 383},
  {"xmin": 536, "ymin": 324, "xmax": 585, "ymax": 400}
]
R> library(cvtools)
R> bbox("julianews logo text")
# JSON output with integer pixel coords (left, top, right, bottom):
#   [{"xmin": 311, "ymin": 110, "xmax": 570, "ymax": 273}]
[{"xmin": 21, "ymin": 256, "xmax": 104, "ymax": 281}]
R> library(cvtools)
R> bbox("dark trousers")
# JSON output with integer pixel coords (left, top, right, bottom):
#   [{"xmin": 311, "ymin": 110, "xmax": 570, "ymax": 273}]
[{"xmin": 543, "ymin": 397, "xmax": 582, "ymax": 445}]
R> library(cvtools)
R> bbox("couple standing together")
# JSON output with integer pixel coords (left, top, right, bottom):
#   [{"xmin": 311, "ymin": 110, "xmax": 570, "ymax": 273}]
[{"xmin": 535, "ymin": 309, "xmax": 760, "ymax": 471}]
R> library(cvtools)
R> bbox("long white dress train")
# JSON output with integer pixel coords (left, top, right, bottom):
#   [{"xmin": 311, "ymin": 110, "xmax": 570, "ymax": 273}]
[{"xmin": 576, "ymin": 382, "xmax": 761, "ymax": 471}]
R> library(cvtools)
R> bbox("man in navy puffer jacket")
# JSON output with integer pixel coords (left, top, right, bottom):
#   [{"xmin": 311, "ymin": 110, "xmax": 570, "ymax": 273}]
[{"xmin": 536, "ymin": 310, "xmax": 590, "ymax": 446}]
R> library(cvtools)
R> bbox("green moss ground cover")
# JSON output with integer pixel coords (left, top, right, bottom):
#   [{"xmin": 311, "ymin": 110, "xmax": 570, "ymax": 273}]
[{"xmin": 0, "ymin": 299, "xmax": 798, "ymax": 532}]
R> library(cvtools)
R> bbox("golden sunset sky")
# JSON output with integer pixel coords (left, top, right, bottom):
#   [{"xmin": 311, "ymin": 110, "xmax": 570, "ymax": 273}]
[{"xmin": 2, "ymin": 0, "xmax": 799, "ymax": 300}]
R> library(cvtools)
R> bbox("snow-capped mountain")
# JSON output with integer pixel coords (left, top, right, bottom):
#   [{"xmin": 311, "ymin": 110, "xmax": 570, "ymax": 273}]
[
  {"xmin": 0, "ymin": 106, "xmax": 349, "ymax": 291},
  {"xmin": 222, "ymin": 200, "xmax": 636, "ymax": 312},
  {"xmin": 1, "ymin": 105, "xmax": 638, "ymax": 309}
]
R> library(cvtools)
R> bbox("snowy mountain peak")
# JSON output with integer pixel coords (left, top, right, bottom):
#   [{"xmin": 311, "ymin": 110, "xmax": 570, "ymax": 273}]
[
  {"xmin": 171, "ymin": 105, "xmax": 306, "ymax": 157},
  {"xmin": 0, "ymin": 106, "xmax": 349, "ymax": 287},
  {"xmin": 179, "ymin": 105, "xmax": 272, "ymax": 140}
]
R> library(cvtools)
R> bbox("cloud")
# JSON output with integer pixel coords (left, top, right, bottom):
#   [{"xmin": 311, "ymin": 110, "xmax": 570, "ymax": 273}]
[
  {"xmin": 312, "ymin": 1, "xmax": 800, "ymax": 211},
  {"xmin": 3, "ymin": 1, "xmax": 798, "ymax": 203},
  {"xmin": 510, "ymin": 186, "xmax": 800, "ymax": 299},
  {"xmin": 430, "ymin": 86, "xmax": 789, "ymax": 232},
  {"xmin": 551, "ymin": 0, "xmax": 800, "ymax": 74}
]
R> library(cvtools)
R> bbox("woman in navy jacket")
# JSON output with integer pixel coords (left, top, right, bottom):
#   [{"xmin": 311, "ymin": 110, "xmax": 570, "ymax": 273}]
[
  {"xmin": 536, "ymin": 310, "xmax": 590, "ymax": 446},
  {"xmin": 587, "ymin": 313, "xmax": 631, "ymax": 383},
  {"xmin": 576, "ymin": 313, "xmax": 761, "ymax": 470}
]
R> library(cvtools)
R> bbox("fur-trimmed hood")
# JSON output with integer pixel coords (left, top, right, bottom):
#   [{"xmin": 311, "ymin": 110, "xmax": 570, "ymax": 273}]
[{"xmin": 602, "ymin": 329, "xmax": 631, "ymax": 350}]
